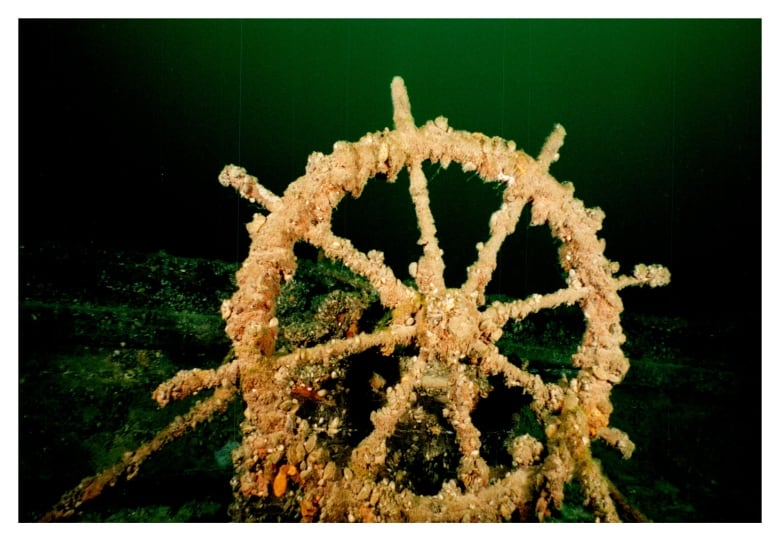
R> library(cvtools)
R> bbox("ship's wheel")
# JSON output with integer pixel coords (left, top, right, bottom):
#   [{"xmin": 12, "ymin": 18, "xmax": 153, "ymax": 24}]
[{"xmin": 213, "ymin": 77, "xmax": 670, "ymax": 522}]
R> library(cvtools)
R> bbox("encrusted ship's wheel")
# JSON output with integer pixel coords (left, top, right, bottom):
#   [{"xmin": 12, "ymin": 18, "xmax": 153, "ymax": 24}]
[
  {"xmin": 44, "ymin": 77, "xmax": 669, "ymax": 523},
  {"xmin": 211, "ymin": 77, "xmax": 670, "ymax": 522}
]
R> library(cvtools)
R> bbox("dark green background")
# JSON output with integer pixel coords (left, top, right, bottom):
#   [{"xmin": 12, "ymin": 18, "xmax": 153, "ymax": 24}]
[{"xmin": 19, "ymin": 19, "xmax": 761, "ymax": 319}]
